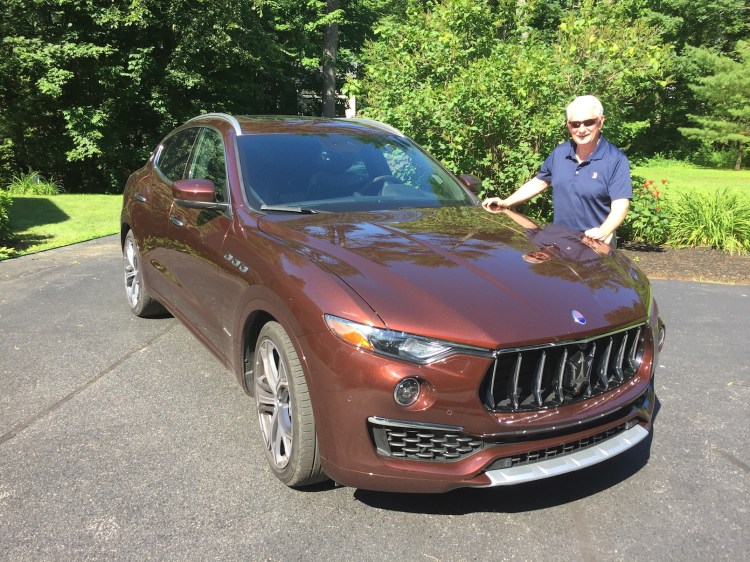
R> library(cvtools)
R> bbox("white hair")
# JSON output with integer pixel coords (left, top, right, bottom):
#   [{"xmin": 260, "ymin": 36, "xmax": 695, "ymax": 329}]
[{"xmin": 566, "ymin": 95, "xmax": 604, "ymax": 119}]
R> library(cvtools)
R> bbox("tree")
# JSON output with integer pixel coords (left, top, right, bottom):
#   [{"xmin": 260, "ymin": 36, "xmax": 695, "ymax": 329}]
[
  {"xmin": 618, "ymin": 0, "xmax": 750, "ymax": 159},
  {"xmin": 354, "ymin": 0, "xmax": 673, "ymax": 202},
  {"xmin": 679, "ymin": 42, "xmax": 750, "ymax": 170},
  {"xmin": 0, "ymin": 0, "xmax": 294, "ymax": 192},
  {"xmin": 323, "ymin": 0, "xmax": 341, "ymax": 117}
]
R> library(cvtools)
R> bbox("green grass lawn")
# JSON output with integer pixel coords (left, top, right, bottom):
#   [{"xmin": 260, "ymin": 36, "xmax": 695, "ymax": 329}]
[
  {"xmin": 8, "ymin": 194, "xmax": 121, "ymax": 255},
  {"xmin": 632, "ymin": 160, "xmax": 750, "ymax": 198}
]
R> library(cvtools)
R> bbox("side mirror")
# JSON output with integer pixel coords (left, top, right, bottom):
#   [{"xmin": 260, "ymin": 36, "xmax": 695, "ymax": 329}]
[
  {"xmin": 459, "ymin": 174, "xmax": 482, "ymax": 193},
  {"xmin": 172, "ymin": 179, "xmax": 229, "ymax": 211}
]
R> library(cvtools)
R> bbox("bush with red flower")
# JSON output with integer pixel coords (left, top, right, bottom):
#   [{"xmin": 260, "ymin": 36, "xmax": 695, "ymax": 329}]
[{"xmin": 620, "ymin": 176, "xmax": 671, "ymax": 246}]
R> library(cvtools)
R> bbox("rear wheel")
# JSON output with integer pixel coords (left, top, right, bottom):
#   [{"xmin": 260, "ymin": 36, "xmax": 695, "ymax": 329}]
[
  {"xmin": 123, "ymin": 230, "xmax": 165, "ymax": 317},
  {"xmin": 254, "ymin": 321, "xmax": 326, "ymax": 487}
]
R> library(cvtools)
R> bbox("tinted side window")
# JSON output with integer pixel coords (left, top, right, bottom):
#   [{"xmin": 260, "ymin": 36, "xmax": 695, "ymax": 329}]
[
  {"xmin": 189, "ymin": 129, "xmax": 227, "ymax": 202},
  {"xmin": 156, "ymin": 128, "xmax": 200, "ymax": 181}
]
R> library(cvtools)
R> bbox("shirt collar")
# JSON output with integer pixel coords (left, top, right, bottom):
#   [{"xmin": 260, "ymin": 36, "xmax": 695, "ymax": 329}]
[{"xmin": 564, "ymin": 135, "xmax": 609, "ymax": 163}]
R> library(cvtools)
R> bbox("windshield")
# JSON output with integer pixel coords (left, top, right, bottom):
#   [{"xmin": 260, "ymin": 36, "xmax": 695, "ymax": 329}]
[{"xmin": 238, "ymin": 132, "xmax": 477, "ymax": 212}]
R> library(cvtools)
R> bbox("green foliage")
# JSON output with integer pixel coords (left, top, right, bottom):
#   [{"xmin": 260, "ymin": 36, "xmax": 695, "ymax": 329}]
[
  {"xmin": 679, "ymin": 42, "xmax": 750, "ymax": 170},
  {"xmin": 0, "ymin": 0, "xmax": 745, "ymax": 195},
  {"xmin": 0, "ymin": 246, "xmax": 18, "ymax": 260},
  {"xmin": 0, "ymin": 189, "xmax": 13, "ymax": 244},
  {"xmin": 687, "ymin": 143, "xmax": 741, "ymax": 169},
  {"xmin": 625, "ymin": 0, "xmax": 750, "ymax": 159},
  {"xmin": 620, "ymin": 177, "xmax": 671, "ymax": 246},
  {"xmin": 0, "ymin": 0, "xmax": 307, "ymax": 193},
  {"xmin": 0, "ymin": 0, "xmax": 396, "ymax": 192},
  {"xmin": 667, "ymin": 188, "xmax": 750, "ymax": 254},
  {"xmin": 355, "ymin": 0, "xmax": 673, "ymax": 197},
  {"xmin": 4, "ymin": 171, "xmax": 62, "ymax": 195}
]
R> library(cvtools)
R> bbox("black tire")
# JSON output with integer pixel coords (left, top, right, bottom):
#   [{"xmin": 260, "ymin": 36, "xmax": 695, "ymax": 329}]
[
  {"xmin": 254, "ymin": 321, "xmax": 327, "ymax": 487},
  {"xmin": 122, "ymin": 230, "xmax": 165, "ymax": 317}
]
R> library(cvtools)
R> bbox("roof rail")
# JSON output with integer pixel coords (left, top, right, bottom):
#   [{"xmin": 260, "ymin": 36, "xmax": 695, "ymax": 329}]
[
  {"xmin": 187, "ymin": 113, "xmax": 242, "ymax": 135},
  {"xmin": 342, "ymin": 117, "xmax": 404, "ymax": 137}
]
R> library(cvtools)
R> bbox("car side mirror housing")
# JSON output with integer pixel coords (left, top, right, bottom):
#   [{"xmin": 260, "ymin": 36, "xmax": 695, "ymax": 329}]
[
  {"xmin": 459, "ymin": 174, "xmax": 482, "ymax": 193},
  {"xmin": 172, "ymin": 179, "xmax": 229, "ymax": 211}
]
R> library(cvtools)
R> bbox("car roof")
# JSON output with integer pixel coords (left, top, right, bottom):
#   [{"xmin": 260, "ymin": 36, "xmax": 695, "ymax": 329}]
[{"xmin": 186, "ymin": 113, "xmax": 403, "ymax": 137}]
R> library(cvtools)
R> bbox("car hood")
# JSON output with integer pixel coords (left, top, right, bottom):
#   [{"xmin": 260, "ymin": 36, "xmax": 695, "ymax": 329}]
[{"xmin": 258, "ymin": 206, "xmax": 650, "ymax": 349}]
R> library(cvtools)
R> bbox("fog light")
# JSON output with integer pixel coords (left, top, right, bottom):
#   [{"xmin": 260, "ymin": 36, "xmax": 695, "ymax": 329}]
[{"xmin": 394, "ymin": 378, "xmax": 420, "ymax": 406}]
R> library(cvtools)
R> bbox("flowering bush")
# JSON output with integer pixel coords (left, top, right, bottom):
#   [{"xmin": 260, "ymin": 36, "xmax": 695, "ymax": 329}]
[{"xmin": 620, "ymin": 176, "xmax": 671, "ymax": 246}]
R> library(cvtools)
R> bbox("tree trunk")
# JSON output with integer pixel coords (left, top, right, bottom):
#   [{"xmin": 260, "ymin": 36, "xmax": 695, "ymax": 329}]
[
  {"xmin": 322, "ymin": 0, "xmax": 339, "ymax": 118},
  {"xmin": 736, "ymin": 142, "xmax": 743, "ymax": 171}
]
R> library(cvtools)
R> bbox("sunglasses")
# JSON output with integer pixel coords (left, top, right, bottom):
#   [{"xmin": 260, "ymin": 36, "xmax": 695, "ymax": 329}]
[{"xmin": 568, "ymin": 118, "xmax": 599, "ymax": 128}]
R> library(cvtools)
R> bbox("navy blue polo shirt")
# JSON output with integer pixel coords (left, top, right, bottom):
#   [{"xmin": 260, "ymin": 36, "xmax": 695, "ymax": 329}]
[{"xmin": 536, "ymin": 136, "xmax": 632, "ymax": 231}]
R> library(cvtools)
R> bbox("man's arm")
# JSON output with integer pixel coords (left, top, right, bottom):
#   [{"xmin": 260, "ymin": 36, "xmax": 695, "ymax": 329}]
[
  {"xmin": 482, "ymin": 177, "xmax": 550, "ymax": 210},
  {"xmin": 584, "ymin": 198, "xmax": 630, "ymax": 242}
]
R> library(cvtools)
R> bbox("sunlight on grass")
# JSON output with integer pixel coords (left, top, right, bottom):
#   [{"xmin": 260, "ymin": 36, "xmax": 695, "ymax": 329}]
[
  {"xmin": 633, "ymin": 160, "xmax": 750, "ymax": 198},
  {"xmin": 8, "ymin": 194, "xmax": 121, "ymax": 255}
]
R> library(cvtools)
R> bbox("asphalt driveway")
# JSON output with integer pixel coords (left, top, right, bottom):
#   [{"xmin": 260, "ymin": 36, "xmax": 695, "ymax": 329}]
[{"xmin": 1, "ymin": 235, "xmax": 748, "ymax": 561}]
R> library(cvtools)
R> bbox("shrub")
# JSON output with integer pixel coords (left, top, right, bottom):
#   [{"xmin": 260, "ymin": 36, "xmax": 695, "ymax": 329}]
[
  {"xmin": 0, "ymin": 246, "xmax": 18, "ymax": 260},
  {"xmin": 620, "ymin": 176, "xmax": 671, "ymax": 246},
  {"xmin": 4, "ymin": 171, "xmax": 62, "ymax": 195},
  {"xmin": 689, "ymin": 142, "xmax": 740, "ymax": 169},
  {"xmin": 0, "ymin": 189, "xmax": 13, "ymax": 245},
  {"xmin": 667, "ymin": 188, "xmax": 750, "ymax": 254}
]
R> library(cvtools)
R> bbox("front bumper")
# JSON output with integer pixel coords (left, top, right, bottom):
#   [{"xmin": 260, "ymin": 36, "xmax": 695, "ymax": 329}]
[
  {"xmin": 320, "ymin": 383, "xmax": 654, "ymax": 493},
  {"xmin": 301, "ymin": 322, "xmax": 658, "ymax": 493},
  {"xmin": 482, "ymin": 424, "xmax": 649, "ymax": 486}
]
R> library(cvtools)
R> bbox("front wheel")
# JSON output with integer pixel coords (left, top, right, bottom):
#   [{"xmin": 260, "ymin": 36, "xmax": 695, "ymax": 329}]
[
  {"xmin": 123, "ymin": 230, "xmax": 165, "ymax": 317},
  {"xmin": 254, "ymin": 321, "xmax": 326, "ymax": 487}
]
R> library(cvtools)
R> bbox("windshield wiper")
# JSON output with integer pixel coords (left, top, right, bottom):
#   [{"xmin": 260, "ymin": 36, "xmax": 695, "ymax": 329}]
[{"xmin": 260, "ymin": 204, "xmax": 318, "ymax": 214}]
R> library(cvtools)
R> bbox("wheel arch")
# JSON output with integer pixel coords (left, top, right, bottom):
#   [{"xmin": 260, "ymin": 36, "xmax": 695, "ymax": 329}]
[
  {"xmin": 241, "ymin": 309, "xmax": 276, "ymax": 395},
  {"xmin": 120, "ymin": 222, "xmax": 131, "ymax": 249}
]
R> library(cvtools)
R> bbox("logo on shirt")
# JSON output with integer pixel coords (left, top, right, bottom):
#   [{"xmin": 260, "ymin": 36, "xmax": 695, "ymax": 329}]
[{"xmin": 592, "ymin": 172, "xmax": 598, "ymax": 179}]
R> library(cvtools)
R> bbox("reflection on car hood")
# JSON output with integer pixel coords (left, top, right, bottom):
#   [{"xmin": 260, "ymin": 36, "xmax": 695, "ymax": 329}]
[{"xmin": 258, "ymin": 206, "xmax": 650, "ymax": 348}]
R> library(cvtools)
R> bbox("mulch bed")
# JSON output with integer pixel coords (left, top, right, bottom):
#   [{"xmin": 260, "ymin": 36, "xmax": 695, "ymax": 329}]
[{"xmin": 619, "ymin": 244, "xmax": 750, "ymax": 285}]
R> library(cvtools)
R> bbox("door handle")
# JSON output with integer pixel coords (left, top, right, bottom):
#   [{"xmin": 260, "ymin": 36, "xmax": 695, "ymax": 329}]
[
  {"xmin": 134, "ymin": 192, "xmax": 147, "ymax": 202},
  {"xmin": 169, "ymin": 215, "xmax": 185, "ymax": 227}
]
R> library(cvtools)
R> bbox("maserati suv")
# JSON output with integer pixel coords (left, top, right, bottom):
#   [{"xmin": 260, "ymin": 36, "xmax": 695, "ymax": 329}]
[{"xmin": 121, "ymin": 114, "xmax": 665, "ymax": 493}]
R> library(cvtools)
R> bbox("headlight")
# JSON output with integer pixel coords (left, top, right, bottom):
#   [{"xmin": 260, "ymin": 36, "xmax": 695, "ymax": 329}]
[{"xmin": 324, "ymin": 314, "xmax": 488, "ymax": 364}]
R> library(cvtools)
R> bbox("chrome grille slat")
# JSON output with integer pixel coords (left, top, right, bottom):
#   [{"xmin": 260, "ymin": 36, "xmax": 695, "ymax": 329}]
[
  {"xmin": 481, "ymin": 324, "xmax": 648, "ymax": 413},
  {"xmin": 628, "ymin": 327, "xmax": 641, "ymax": 370},
  {"xmin": 555, "ymin": 348, "xmax": 567, "ymax": 403},
  {"xmin": 614, "ymin": 332, "xmax": 628, "ymax": 382},
  {"xmin": 584, "ymin": 343, "xmax": 596, "ymax": 397},
  {"xmin": 533, "ymin": 351, "xmax": 546, "ymax": 406},
  {"xmin": 509, "ymin": 353, "xmax": 522, "ymax": 410},
  {"xmin": 598, "ymin": 337, "xmax": 613, "ymax": 388}
]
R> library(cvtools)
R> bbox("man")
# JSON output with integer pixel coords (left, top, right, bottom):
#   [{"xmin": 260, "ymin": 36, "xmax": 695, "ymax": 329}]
[{"xmin": 482, "ymin": 95, "xmax": 631, "ymax": 246}]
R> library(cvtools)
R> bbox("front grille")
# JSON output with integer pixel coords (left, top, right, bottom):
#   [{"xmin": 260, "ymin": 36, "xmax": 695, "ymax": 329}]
[
  {"xmin": 481, "ymin": 324, "xmax": 647, "ymax": 412},
  {"xmin": 486, "ymin": 422, "xmax": 633, "ymax": 470}
]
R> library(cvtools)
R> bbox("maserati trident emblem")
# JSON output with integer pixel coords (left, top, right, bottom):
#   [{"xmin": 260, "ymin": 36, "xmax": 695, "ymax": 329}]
[
  {"xmin": 572, "ymin": 310, "xmax": 586, "ymax": 325},
  {"xmin": 564, "ymin": 350, "xmax": 593, "ymax": 396}
]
